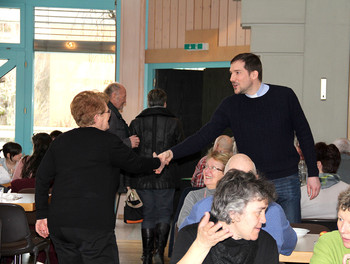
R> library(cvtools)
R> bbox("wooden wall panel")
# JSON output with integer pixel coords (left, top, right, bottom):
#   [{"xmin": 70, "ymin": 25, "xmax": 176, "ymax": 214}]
[
  {"xmin": 194, "ymin": 0, "xmax": 203, "ymax": 30},
  {"xmin": 148, "ymin": 0, "xmax": 155, "ymax": 49},
  {"xmin": 178, "ymin": 0, "xmax": 186, "ymax": 47},
  {"xmin": 218, "ymin": 0, "xmax": 228, "ymax": 46},
  {"xmin": 170, "ymin": 0, "xmax": 179, "ymax": 48},
  {"xmin": 202, "ymin": 0, "xmax": 211, "ymax": 29},
  {"xmin": 227, "ymin": 0, "xmax": 237, "ymax": 46},
  {"xmin": 236, "ymin": 1, "xmax": 245, "ymax": 46},
  {"xmin": 210, "ymin": 0, "xmax": 219, "ymax": 29},
  {"xmin": 146, "ymin": 0, "xmax": 251, "ymax": 61},
  {"xmin": 186, "ymin": 0, "xmax": 194, "ymax": 30},
  {"xmin": 162, "ymin": 0, "xmax": 171, "ymax": 48},
  {"xmin": 154, "ymin": 0, "xmax": 163, "ymax": 49}
]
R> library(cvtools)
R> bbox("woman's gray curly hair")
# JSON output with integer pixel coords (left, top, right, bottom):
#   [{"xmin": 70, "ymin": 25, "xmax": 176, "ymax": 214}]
[{"xmin": 211, "ymin": 169, "xmax": 276, "ymax": 224}]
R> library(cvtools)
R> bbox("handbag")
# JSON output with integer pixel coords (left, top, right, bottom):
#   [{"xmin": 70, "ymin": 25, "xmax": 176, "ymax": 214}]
[{"xmin": 123, "ymin": 188, "xmax": 143, "ymax": 224}]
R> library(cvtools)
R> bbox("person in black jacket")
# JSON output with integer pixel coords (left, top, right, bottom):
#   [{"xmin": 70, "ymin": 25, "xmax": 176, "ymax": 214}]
[
  {"xmin": 129, "ymin": 88, "xmax": 184, "ymax": 264},
  {"xmin": 35, "ymin": 91, "xmax": 163, "ymax": 264}
]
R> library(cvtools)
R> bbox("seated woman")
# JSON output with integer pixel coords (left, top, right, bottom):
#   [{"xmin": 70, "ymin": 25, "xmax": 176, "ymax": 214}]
[
  {"xmin": 0, "ymin": 142, "xmax": 22, "ymax": 184},
  {"xmin": 11, "ymin": 133, "xmax": 52, "ymax": 192},
  {"xmin": 301, "ymin": 142, "xmax": 349, "ymax": 219},
  {"xmin": 177, "ymin": 150, "xmax": 232, "ymax": 228},
  {"xmin": 171, "ymin": 169, "xmax": 279, "ymax": 264},
  {"xmin": 310, "ymin": 186, "xmax": 350, "ymax": 263}
]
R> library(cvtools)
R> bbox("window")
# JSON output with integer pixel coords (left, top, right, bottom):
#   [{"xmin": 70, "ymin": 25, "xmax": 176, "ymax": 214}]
[
  {"xmin": 33, "ymin": 7, "xmax": 116, "ymax": 133},
  {"xmin": 0, "ymin": 67, "xmax": 16, "ymax": 146},
  {"xmin": 0, "ymin": 8, "xmax": 20, "ymax": 44}
]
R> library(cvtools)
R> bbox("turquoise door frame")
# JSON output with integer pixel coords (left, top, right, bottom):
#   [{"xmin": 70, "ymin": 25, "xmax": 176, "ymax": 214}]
[
  {"xmin": 0, "ymin": 0, "xmax": 118, "ymax": 154},
  {"xmin": 145, "ymin": 61, "xmax": 230, "ymax": 108}
]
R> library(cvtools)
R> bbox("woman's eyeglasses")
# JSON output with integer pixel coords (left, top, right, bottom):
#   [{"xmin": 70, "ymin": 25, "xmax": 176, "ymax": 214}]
[{"xmin": 204, "ymin": 165, "xmax": 224, "ymax": 172}]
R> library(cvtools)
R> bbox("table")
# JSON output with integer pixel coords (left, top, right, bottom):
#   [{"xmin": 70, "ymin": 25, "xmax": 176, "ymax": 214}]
[
  {"xmin": 279, "ymin": 234, "xmax": 319, "ymax": 263},
  {"xmin": 0, "ymin": 193, "xmax": 35, "ymax": 212}
]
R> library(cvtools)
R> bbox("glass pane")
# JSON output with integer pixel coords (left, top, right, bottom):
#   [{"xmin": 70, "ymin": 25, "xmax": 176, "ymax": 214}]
[
  {"xmin": 35, "ymin": 8, "xmax": 115, "ymax": 42},
  {"xmin": 34, "ymin": 52, "xmax": 115, "ymax": 133},
  {"xmin": 0, "ymin": 60, "xmax": 8, "ymax": 67},
  {"xmin": 0, "ymin": 67, "xmax": 16, "ymax": 147},
  {"xmin": 0, "ymin": 8, "xmax": 20, "ymax": 44}
]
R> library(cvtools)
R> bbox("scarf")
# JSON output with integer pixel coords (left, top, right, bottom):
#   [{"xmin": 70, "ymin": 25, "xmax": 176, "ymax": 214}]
[{"xmin": 319, "ymin": 173, "xmax": 340, "ymax": 189}]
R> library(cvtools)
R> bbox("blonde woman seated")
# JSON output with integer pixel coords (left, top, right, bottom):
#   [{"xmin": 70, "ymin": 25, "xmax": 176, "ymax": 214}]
[
  {"xmin": 171, "ymin": 169, "xmax": 279, "ymax": 264},
  {"xmin": 311, "ymin": 186, "xmax": 350, "ymax": 264},
  {"xmin": 177, "ymin": 150, "xmax": 232, "ymax": 228}
]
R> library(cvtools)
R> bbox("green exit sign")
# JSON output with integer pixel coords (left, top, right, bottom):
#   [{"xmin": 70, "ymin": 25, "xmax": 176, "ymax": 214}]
[{"xmin": 184, "ymin": 43, "xmax": 209, "ymax": 51}]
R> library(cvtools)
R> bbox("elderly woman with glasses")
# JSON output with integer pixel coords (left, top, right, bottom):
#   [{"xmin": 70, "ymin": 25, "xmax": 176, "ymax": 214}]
[
  {"xmin": 171, "ymin": 169, "xmax": 279, "ymax": 264},
  {"xmin": 177, "ymin": 150, "xmax": 232, "ymax": 229},
  {"xmin": 35, "ymin": 90, "xmax": 163, "ymax": 264},
  {"xmin": 310, "ymin": 186, "xmax": 350, "ymax": 264}
]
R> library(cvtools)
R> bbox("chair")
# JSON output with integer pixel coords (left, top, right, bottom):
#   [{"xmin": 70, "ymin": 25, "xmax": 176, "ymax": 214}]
[
  {"xmin": 18, "ymin": 188, "xmax": 36, "ymax": 226},
  {"xmin": 291, "ymin": 223, "xmax": 330, "ymax": 234},
  {"xmin": 301, "ymin": 218, "xmax": 338, "ymax": 231},
  {"xmin": 0, "ymin": 203, "xmax": 51, "ymax": 264}
]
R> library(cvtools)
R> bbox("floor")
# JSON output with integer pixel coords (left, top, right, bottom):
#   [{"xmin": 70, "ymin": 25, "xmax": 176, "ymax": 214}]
[{"xmin": 12, "ymin": 218, "xmax": 170, "ymax": 264}]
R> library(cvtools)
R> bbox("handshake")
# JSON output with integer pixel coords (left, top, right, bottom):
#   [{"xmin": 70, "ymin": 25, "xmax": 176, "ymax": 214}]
[{"xmin": 153, "ymin": 150, "xmax": 174, "ymax": 174}]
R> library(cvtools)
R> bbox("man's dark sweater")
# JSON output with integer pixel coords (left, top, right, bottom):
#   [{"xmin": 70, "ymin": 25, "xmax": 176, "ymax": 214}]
[{"xmin": 171, "ymin": 85, "xmax": 318, "ymax": 180}]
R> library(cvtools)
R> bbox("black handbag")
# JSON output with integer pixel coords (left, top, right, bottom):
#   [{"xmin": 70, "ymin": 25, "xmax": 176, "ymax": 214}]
[{"xmin": 124, "ymin": 189, "xmax": 143, "ymax": 224}]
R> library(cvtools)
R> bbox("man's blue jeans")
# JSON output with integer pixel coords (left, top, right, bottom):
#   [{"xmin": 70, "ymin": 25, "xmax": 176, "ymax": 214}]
[
  {"xmin": 137, "ymin": 189, "xmax": 175, "ymax": 229},
  {"xmin": 271, "ymin": 173, "xmax": 301, "ymax": 223}
]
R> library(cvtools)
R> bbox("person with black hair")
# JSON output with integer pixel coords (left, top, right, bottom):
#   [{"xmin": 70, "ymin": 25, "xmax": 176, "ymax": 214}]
[
  {"xmin": 11, "ymin": 133, "xmax": 52, "ymax": 192},
  {"xmin": 301, "ymin": 142, "xmax": 349, "ymax": 219},
  {"xmin": 50, "ymin": 130, "xmax": 62, "ymax": 140},
  {"xmin": 129, "ymin": 88, "xmax": 184, "ymax": 264},
  {"xmin": 0, "ymin": 142, "xmax": 22, "ymax": 184}
]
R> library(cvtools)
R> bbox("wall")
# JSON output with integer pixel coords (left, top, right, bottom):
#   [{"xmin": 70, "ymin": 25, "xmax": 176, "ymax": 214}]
[
  {"xmin": 145, "ymin": 0, "xmax": 250, "ymax": 64},
  {"xmin": 119, "ymin": 0, "xmax": 146, "ymax": 123},
  {"xmin": 241, "ymin": 0, "xmax": 350, "ymax": 143},
  {"xmin": 121, "ymin": 0, "xmax": 251, "ymax": 123}
]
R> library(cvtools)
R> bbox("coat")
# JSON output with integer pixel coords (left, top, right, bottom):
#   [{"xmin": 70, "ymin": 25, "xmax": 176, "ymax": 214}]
[{"xmin": 129, "ymin": 107, "xmax": 184, "ymax": 189}]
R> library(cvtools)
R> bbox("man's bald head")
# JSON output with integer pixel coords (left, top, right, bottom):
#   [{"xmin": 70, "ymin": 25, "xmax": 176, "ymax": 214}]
[
  {"xmin": 224, "ymin": 153, "xmax": 257, "ymax": 174},
  {"xmin": 213, "ymin": 135, "xmax": 234, "ymax": 154}
]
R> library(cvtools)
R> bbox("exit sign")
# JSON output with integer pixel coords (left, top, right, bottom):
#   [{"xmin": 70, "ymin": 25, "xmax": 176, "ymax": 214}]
[{"xmin": 184, "ymin": 43, "xmax": 209, "ymax": 51}]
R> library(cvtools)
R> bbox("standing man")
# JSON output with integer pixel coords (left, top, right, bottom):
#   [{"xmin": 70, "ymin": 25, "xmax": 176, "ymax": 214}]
[
  {"xmin": 159, "ymin": 53, "xmax": 320, "ymax": 223},
  {"xmin": 104, "ymin": 82, "xmax": 140, "ymax": 148},
  {"xmin": 128, "ymin": 88, "xmax": 184, "ymax": 264}
]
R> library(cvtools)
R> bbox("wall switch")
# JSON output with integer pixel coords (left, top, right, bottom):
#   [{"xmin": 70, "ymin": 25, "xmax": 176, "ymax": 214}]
[{"xmin": 321, "ymin": 78, "xmax": 327, "ymax": 100}]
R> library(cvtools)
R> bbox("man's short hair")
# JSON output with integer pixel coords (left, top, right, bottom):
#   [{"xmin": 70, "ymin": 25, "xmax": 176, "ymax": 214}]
[
  {"xmin": 104, "ymin": 82, "xmax": 124, "ymax": 98},
  {"xmin": 231, "ymin": 53, "xmax": 263, "ymax": 82},
  {"xmin": 315, "ymin": 142, "xmax": 341, "ymax": 173},
  {"xmin": 147, "ymin": 88, "xmax": 167, "ymax": 107}
]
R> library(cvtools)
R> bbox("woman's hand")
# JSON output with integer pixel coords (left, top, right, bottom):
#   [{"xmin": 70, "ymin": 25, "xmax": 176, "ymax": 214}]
[
  {"xmin": 195, "ymin": 212, "xmax": 233, "ymax": 250},
  {"xmin": 343, "ymin": 254, "xmax": 350, "ymax": 264},
  {"xmin": 177, "ymin": 212, "xmax": 233, "ymax": 264}
]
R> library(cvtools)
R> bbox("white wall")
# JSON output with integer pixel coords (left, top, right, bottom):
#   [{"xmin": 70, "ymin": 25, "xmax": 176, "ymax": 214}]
[{"xmin": 242, "ymin": 0, "xmax": 350, "ymax": 143}]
